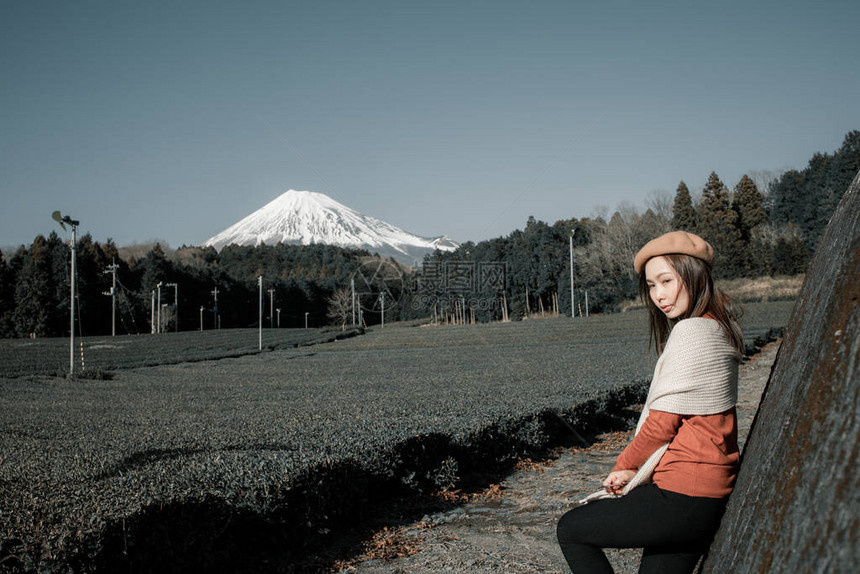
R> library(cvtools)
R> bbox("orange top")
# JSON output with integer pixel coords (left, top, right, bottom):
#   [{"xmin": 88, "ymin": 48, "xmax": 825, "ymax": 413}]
[{"xmin": 613, "ymin": 408, "xmax": 739, "ymax": 498}]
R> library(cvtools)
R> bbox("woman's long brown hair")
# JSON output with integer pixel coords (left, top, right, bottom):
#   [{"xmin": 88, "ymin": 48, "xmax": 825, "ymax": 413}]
[{"xmin": 638, "ymin": 253, "xmax": 744, "ymax": 355}]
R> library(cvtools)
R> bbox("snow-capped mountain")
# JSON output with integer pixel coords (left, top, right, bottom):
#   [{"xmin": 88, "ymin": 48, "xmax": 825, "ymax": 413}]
[{"xmin": 202, "ymin": 190, "xmax": 458, "ymax": 266}]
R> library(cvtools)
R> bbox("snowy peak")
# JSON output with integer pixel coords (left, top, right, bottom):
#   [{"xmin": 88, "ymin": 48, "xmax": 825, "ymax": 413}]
[{"xmin": 203, "ymin": 190, "xmax": 457, "ymax": 265}]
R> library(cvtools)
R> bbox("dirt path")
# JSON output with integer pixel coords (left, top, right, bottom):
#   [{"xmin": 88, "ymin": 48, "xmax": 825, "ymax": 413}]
[{"xmin": 338, "ymin": 342, "xmax": 779, "ymax": 573}]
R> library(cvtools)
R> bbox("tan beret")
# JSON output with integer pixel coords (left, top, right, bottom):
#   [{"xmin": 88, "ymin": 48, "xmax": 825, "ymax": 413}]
[{"xmin": 633, "ymin": 231, "xmax": 714, "ymax": 274}]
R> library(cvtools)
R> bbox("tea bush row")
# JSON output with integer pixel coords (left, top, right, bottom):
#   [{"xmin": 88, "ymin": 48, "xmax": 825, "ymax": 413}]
[{"xmin": 0, "ymin": 327, "xmax": 363, "ymax": 378}]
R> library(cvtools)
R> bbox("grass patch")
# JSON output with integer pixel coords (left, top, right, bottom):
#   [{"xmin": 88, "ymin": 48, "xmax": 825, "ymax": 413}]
[
  {"xmin": 716, "ymin": 274, "xmax": 804, "ymax": 302},
  {"xmin": 620, "ymin": 274, "xmax": 803, "ymax": 312}
]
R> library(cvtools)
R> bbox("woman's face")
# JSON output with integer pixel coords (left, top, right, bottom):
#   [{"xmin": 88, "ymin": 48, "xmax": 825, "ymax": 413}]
[{"xmin": 645, "ymin": 256, "xmax": 690, "ymax": 319}]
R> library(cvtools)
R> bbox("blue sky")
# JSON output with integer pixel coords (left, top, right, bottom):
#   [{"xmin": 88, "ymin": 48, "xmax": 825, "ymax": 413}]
[{"xmin": 2, "ymin": 1, "xmax": 858, "ymax": 249}]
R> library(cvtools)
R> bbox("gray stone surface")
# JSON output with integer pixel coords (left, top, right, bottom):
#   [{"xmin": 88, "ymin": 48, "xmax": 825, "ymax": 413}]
[{"xmin": 702, "ymin": 170, "xmax": 860, "ymax": 573}]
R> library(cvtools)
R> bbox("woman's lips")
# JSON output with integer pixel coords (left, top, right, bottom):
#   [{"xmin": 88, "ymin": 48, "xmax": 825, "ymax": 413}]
[{"xmin": 661, "ymin": 305, "xmax": 672, "ymax": 313}]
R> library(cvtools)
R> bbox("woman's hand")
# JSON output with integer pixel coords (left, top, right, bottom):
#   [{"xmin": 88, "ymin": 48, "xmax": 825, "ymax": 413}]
[{"xmin": 603, "ymin": 470, "xmax": 636, "ymax": 494}]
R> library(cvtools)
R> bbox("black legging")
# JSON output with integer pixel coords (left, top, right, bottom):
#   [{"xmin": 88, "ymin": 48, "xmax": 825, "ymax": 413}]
[{"xmin": 556, "ymin": 484, "xmax": 727, "ymax": 574}]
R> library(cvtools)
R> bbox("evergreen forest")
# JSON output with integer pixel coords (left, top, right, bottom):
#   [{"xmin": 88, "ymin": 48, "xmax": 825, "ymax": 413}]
[{"xmin": 1, "ymin": 130, "xmax": 857, "ymax": 338}]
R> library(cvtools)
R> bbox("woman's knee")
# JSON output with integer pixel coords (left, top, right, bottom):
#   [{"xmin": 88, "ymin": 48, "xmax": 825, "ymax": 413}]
[{"xmin": 557, "ymin": 506, "xmax": 589, "ymax": 543}]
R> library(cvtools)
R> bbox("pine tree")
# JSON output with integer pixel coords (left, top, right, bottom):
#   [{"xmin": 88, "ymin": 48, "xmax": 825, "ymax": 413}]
[
  {"xmin": 733, "ymin": 175, "xmax": 767, "ymax": 235},
  {"xmin": 137, "ymin": 243, "xmax": 171, "ymax": 291},
  {"xmin": 672, "ymin": 181, "xmax": 697, "ymax": 231},
  {"xmin": 769, "ymin": 130, "xmax": 860, "ymax": 253},
  {"xmin": 75, "ymin": 234, "xmax": 112, "ymax": 336},
  {"xmin": 732, "ymin": 175, "xmax": 768, "ymax": 274},
  {"xmin": 769, "ymin": 169, "xmax": 804, "ymax": 227},
  {"xmin": 13, "ymin": 235, "xmax": 60, "ymax": 337},
  {"xmin": 698, "ymin": 172, "xmax": 744, "ymax": 277},
  {"xmin": 0, "ymin": 251, "xmax": 15, "ymax": 337},
  {"xmin": 832, "ymin": 130, "xmax": 860, "ymax": 191}
]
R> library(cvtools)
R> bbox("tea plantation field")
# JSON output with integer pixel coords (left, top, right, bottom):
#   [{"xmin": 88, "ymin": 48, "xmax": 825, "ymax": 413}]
[
  {"xmin": 0, "ymin": 301, "xmax": 793, "ymax": 572},
  {"xmin": 0, "ymin": 327, "xmax": 363, "ymax": 378}
]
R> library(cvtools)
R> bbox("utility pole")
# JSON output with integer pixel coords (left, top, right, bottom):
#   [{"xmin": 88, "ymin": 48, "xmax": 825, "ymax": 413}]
[
  {"xmin": 103, "ymin": 261, "xmax": 119, "ymax": 336},
  {"xmin": 305, "ymin": 312, "xmax": 309, "ymax": 329},
  {"xmin": 52, "ymin": 212, "xmax": 79, "ymax": 374},
  {"xmin": 166, "ymin": 282, "xmax": 178, "ymax": 332},
  {"xmin": 156, "ymin": 282, "xmax": 164, "ymax": 334},
  {"xmin": 276, "ymin": 308, "xmax": 281, "ymax": 328},
  {"xmin": 70, "ymin": 224, "xmax": 77, "ymax": 372},
  {"xmin": 199, "ymin": 306, "xmax": 204, "ymax": 331},
  {"xmin": 70, "ymin": 223, "xmax": 77, "ymax": 372},
  {"xmin": 211, "ymin": 286, "xmax": 219, "ymax": 330},
  {"xmin": 258, "ymin": 276, "xmax": 263, "ymax": 350},
  {"xmin": 380, "ymin": 292, "xmax": 385, "ymax": 328},
  {"xmin": 150, "ymin": 291, "xmax": 155, "ymax": 334},
  {"xmin": 569, "ymin": 231, "xmax": 576, "ymax": 319},
  {"xmin": 268, "ymin": 289, "xmax": 274, "ymax": 329}
]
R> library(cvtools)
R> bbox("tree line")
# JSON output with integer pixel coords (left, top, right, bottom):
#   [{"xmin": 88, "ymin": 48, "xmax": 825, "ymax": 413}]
[
  {"xmin": 0, "ymin": 238, "xmax": 395, "ymax": 338},
  {"xmin": 417, "ymin": 130, "xmax": 859, "ymax": 321},
  {"xmin": 1, "ymin": 131, "xmax": 856, "ymax": 337}
]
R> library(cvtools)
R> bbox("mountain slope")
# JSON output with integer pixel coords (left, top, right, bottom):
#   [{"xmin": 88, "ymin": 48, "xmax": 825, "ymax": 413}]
[{"xmin": 202, "ymin": 190, "xmax": 457, "ymax": 265}]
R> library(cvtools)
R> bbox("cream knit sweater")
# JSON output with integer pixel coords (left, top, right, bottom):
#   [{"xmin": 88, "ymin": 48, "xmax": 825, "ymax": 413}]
[{"xmin": 580, "ymin": 317, "xmax": 740, "ymax": 503}]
